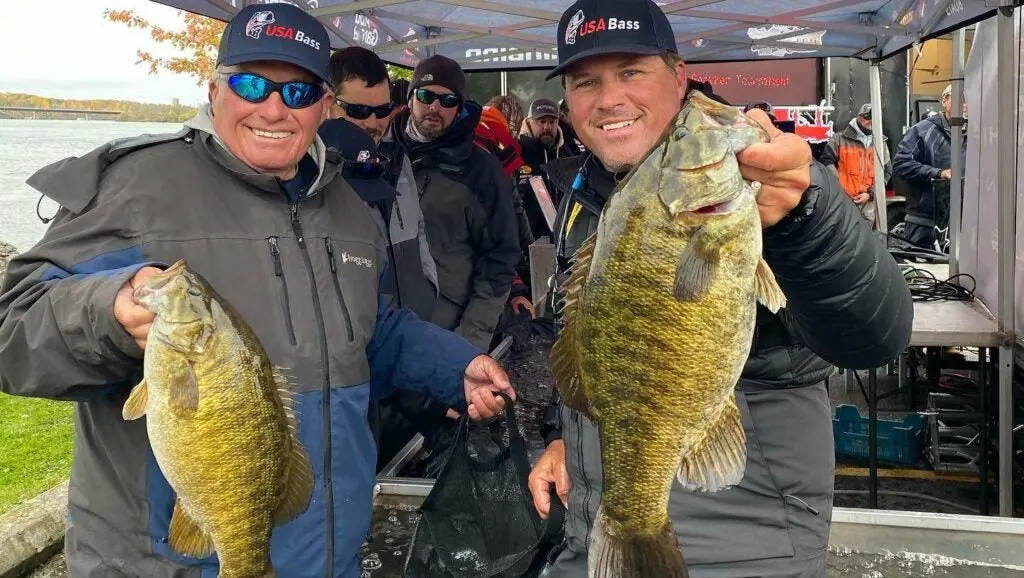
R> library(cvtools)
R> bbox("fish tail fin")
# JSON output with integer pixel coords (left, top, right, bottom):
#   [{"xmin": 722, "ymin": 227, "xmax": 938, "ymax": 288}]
[
  {"xmin": 677, "ymin": 398, "xmax": 747, "ymax": 492},
  {"xmin": 589, "ymin": 507, "xmax": 689, "ymax": 578}
]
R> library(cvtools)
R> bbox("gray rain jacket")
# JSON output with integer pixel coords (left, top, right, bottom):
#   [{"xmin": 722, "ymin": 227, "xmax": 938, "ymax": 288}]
[{"xmin": 0, "ymin": 106, "xmax": 480, "ymax": 578}]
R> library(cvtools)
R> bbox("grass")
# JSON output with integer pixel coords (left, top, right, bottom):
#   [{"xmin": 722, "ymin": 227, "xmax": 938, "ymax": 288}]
[{"xmin": 0, "ymin": 394, "xmax": 74, "ymax": 515}]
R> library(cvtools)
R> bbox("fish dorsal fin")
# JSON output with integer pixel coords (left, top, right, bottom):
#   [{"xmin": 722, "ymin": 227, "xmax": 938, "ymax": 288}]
[
  {"xmin": 122, "ymin": 379, "xmax": 149, "ymax": 420},
  {"xmin": 271, "ymin": 367, "xmax": 314, "ymax": 526},
  {"xmin": 168, "ymin": 500, "xmax": 215, "ymax": 558},
  {"xmin": 549, "ymin": 232, "xmax": 597, "ymax": 419}
]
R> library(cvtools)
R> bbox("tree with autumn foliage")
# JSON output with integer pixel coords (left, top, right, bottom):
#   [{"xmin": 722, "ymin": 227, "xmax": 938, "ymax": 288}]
[
  {"xmin": 105, "ymin": 9, "xmax": 224, "ymax": 86},
  {"xmin": 105, "ymin": 8, "xmax": 413, "ymax": 86}
]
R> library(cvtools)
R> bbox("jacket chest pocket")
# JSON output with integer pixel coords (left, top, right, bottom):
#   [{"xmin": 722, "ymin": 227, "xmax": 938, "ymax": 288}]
[{"xmin": 320, "ymin": 238, "xmax": 379, "ymax": 384}]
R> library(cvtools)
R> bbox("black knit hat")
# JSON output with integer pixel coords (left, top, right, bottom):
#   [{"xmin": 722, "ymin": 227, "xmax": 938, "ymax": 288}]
[{"xmin": 408, "ymin": 55, "xmax": 466, "ymax": 100}]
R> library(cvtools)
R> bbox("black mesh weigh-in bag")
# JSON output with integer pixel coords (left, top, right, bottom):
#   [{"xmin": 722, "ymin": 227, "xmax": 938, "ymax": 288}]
[{"xmin": 404, "ymin": 393, "xmax": 564, "ymax": 578}]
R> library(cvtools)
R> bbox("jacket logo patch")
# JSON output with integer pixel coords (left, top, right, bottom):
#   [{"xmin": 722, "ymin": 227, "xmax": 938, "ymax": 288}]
[{"xmin": 341, "ymin": 251, "xmax": 373, "ymax": 269}]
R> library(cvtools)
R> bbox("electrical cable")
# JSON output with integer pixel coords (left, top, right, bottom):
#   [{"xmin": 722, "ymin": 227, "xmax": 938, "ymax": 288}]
[{"xmin": 902, "ymin": 266, "xmax": 976, "ymax": 302}]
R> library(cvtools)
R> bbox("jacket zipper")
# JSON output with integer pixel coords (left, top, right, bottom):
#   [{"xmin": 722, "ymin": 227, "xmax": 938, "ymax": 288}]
[
  {"xmin": 289, "ymin": 204, "xmax": 335, "ymax": 578},
  {"xmin": 419, "ymin": 174, "xmax": 431, "ymax": 200},
  {"xmin": 267, "ymin": 237, "xmax": 297, "ymax": 346},
  {"xmin": 324, "ymin": 239, "xmax": 356, "ymax": 342},
  {"xmin": 574, "ymin": 411, "xmax": 595, "ymax": 545}
]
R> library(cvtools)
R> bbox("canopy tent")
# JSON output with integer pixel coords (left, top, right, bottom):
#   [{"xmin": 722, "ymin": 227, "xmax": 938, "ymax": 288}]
[
  {"xmin": 153, "ymin": 0, "xmax": 1021, "ymax": 517},
  {"xmin": 153, "ymin": 0, "xmax": 1004, "ymax": 70}
]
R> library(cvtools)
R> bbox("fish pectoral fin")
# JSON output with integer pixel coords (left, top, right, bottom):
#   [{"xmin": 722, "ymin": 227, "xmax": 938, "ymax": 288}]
[
  {"xmin": 677, "ymin": 398, "xmax": 747, "ymax": 492},
  {"xmin": 168, "ymin": 500, "xmax": 215, "ymax": 558},
  {"xmin": 550, "ymin": 232, "xmax": 597, "ymax": 419},
  {"xmin": 122, "ymin": 379, "xmax": 149, "ymax": 420},
  {"xmin": 755, "ymin": 257, "xmax": 786, "ymax": 313},
  {"xmin": 169, "ymin": 362, "xmax": 200, "ymax": 413},
  {"xmin": 673, "ymin": 230, "xmax": 719, "ymax": 302},
  {"xmin": 589, "ymin": 506, "xmax": 688, "ymax": 578},
  {"xmin": 271, "ymin": 366, "xmax": 314, "ymax": 526}
]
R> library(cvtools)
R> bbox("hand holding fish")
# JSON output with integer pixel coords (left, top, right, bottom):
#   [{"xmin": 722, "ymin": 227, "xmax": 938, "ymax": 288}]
[
  {"xmin": 463, "ymin": 354, "xmax": 516, "ymax": 420},
  {"xmin": 736, "ymin": 108, "xmax": 813, "ymax": 228},
  {"xmin": 114, "ymin": 266, "xmax": 163, "ymax": 350}
]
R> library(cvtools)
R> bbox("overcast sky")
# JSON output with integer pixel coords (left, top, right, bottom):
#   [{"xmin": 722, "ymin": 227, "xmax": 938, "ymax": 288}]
[{"xmin": 1, "ymin": 0, "xmax": 210, "ymax": 105}]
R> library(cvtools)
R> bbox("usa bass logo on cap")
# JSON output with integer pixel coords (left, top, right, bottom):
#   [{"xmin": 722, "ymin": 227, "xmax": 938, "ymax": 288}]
[{"xmin": 246, "ymin": 11, "xmax": 275, "ymax": 39}]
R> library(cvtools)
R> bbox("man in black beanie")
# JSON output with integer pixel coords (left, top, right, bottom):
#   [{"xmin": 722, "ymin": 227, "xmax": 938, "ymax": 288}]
[{"xmin": 389, "ymin": 54, "xmax": 521, "ymax": 467}]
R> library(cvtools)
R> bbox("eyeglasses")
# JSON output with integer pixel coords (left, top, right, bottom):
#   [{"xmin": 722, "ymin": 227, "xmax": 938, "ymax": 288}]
[
  {"xmin": 414, "ymin": 88, "xmax": 461, "ymax": 108},
  {"xmin": 224, "ymin": 73, "xmax": 325, "ymax": 109},
  {"xmin": 745, "ymin": 101, "xmax": 774, "ymax": 114},
  {"xmin": 335, "ymin": 99, "xmax": 397, "ymax": 120}
]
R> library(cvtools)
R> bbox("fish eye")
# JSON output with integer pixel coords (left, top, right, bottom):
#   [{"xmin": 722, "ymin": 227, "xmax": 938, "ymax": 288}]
[{"xmin": 187, "ymin": 286, "xmax": 202, "ymax": 297}]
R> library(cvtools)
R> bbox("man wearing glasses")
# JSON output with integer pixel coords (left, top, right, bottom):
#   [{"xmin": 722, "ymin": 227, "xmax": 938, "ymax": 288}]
[
  {"xmin": 391, "ymin": 55, "xmax": 520, "ymax": 353},
  {"xmin": 0, "ymin": 5, "xmax": 516, "ymax": 577}
]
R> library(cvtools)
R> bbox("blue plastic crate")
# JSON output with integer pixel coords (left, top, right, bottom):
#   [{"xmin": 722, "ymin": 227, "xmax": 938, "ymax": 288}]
[{"xmin": 832, "ymin": 404, "xmax": 925, "ymax": 464}]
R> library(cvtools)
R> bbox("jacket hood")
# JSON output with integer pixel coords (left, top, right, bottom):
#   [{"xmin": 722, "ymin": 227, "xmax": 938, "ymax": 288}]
[
  {"xmin": 184, "ymin": 104, "xmax": 333, "ymax": 196},
  {"xmin": 393, "ymin": 99, "xmax": 484, "ymax": 164}
]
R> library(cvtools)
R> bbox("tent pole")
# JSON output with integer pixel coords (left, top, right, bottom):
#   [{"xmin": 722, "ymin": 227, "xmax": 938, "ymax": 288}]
[
  {"xmin": 995, "ymin": 0, "xmax": 1016, "ymax": 518},
  {"xmin": 869, "ymin": 61, "xmax": 888, "ymax": 235},
  {"xmin": 949, "ymin": 28, "xmax": 965, "ymax": 277}
]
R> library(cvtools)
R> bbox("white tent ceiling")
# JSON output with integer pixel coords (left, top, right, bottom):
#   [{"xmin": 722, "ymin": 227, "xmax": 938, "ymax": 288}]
[{"xmin": 151, "ymin": 0, "xmax": 1011, "ymax": 70}]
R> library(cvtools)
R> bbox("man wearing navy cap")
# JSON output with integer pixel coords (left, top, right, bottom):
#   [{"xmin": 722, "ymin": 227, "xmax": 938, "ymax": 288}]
[
  {"xmin": 527, "ymin": 0, "xmax": 913, "ymax": 575},
  {"xmin": 0, "ymin": 4, "xmax": 516, "ymax": 577}
]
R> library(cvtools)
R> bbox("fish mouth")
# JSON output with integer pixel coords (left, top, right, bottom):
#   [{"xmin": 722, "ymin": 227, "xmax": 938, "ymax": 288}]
[
  {"xmin": 692, "ymin": 194, "xmax": 745, "ymax": 215},
  {"xmin": 132, "ymin": 261, "xmax": 187, "ymax": 308}
]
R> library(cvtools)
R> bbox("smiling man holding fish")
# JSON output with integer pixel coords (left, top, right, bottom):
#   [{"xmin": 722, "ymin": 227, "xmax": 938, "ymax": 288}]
[
  {"xmin": 528, "ymin": 0, "xmax": 914, "ymax": 576},
  {"xmin": 0, "ymin": 4, "xmax": 514, "ymax": 578}
]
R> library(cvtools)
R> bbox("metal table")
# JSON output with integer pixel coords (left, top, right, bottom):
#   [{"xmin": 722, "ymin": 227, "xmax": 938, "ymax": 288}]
[{"xmin": 864, "ymin": 298, "xmax": 1006, "ymax": 513}]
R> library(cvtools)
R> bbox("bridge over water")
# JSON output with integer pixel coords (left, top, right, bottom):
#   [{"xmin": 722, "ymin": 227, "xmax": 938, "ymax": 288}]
[{"xmin": 0, "ymin": 106, "xmax": 122, "ymax": 120}]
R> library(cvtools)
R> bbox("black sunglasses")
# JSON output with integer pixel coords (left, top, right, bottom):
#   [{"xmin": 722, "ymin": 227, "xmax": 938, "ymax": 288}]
[
  {"xmin": 335, "ymin": 99, "xmax": 397, "ymax": 120},
  {"xmin": 414, "ymin": 88, "xmax": 460, "ymax": 108},
  {"xmin": 225, "ymin": 72, "xmax": 325, "ymax": 109}
]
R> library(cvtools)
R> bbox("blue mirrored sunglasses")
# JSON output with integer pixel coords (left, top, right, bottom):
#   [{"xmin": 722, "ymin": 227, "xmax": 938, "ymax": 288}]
[{"xmin": 225, "ymin": 73, "xmax": 325, "ymax": 109}]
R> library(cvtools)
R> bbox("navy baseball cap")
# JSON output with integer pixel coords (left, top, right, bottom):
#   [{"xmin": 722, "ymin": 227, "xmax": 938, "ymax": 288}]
[
  {"xmin": 318, "ymin": 118, "xmax": 396, "ymax": 203},
  {"xmin": 217, "ymin": 4, "xmax": 331, "ymax": 84},
  {"xmin": 547, "ymin": 0, "xmax": 677, "ymax": 80}
]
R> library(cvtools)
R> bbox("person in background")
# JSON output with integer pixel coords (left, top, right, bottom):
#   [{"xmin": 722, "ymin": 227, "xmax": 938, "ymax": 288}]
[
  {"xmin": 0, "ymin": 5, "xmax": 514, "ymax": 576},
  {"xmin": 474, "ymin": 104, "xmax": 537, "ymax": 330},
  {"xmin": 821, "ymin": 103, "xmax": 891, "ymax": 225},
  {"xmin": 528, "ymin": 0, "xmax": 913, "ymax": 575},
  {"xmin": 485, "ymin": 94, "xmax": 526, "ymax": 135},
  {"xmin": 517, "ymin": 98, "xmax": 568, "ymax": 241},
  {"xmin": 321, "ymin": 46, "xmax": 437, "ymax": 321},
  {"xmin": 390, "ymin": 55, "xmax": 521, "ymax": 471},
  {"xmin": 892, "ymin": 83, "xmax": 967, "ymax": 248}
]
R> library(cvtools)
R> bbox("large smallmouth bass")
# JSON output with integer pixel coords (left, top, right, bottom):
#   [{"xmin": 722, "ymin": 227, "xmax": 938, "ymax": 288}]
[
  {"xmin": 123, "ymin": 260, "xmax": 313, "ymax": 578},
  {"xmin": 550, "ymin": 90, "xmax": 787, "ymax": 578}
]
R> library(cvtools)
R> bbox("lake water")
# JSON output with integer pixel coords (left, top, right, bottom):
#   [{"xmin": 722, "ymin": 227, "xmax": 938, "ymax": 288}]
[{"xmin": 0, "ymin": 119, "xmax": 182, "ymax": 253}]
